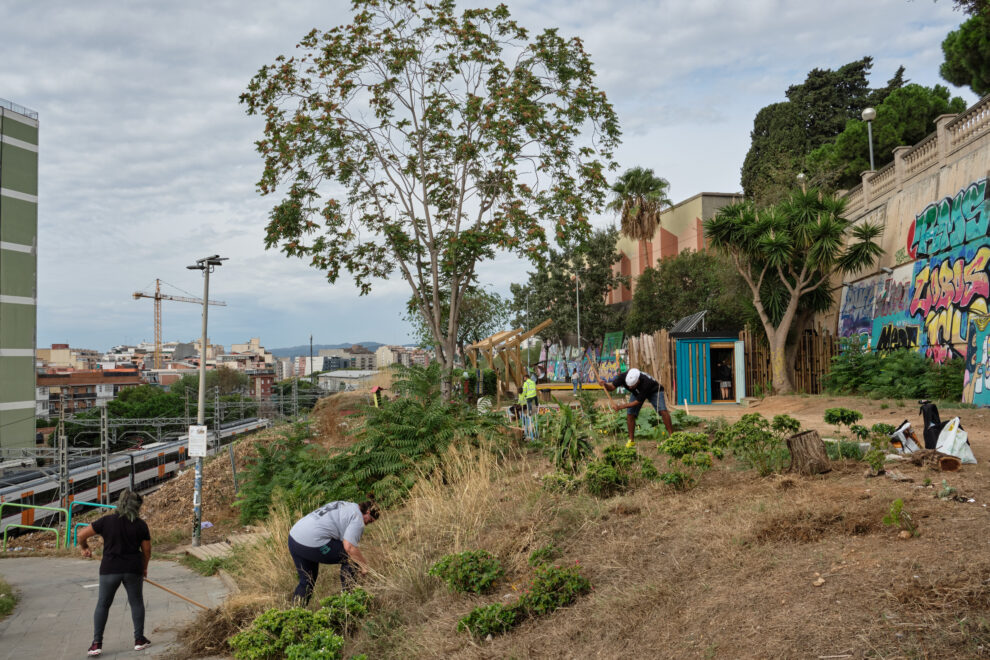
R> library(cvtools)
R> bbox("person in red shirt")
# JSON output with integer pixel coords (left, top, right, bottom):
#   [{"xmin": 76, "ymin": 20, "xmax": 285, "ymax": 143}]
[{"xmin": 77, "ymin": 490, "xmax": 152, "ymax": 657}]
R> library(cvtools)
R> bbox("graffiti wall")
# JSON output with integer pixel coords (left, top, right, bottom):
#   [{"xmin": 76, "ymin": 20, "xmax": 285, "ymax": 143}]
[{"xmin": 836, "ymin": 176, "xmax": 990, "ymax": 402}]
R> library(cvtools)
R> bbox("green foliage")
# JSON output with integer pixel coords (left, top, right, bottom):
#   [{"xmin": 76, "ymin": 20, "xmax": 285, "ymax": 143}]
[
  {"xmin": 705, "ymin": 190, "xmax": 883, "ymax": 392},
  {"xmin": 657, "ymin": 431, "xmax": 722, "ymax": 489},
  {"xmin": 882, "ymin": 498, "xmax": 917, "ymax": 536},
  {"xmin": 625, "ymin": 250, "xmax": 757, "ymax": 336},
  {"xmin": 806, "ymin": 84, "xmax": 966, "ymax": 190},
  {"xmin": 238, "ymin": 365, "xmax": 504, "ymax": 522},
  {"xmin": 242, "ymin": 0, "xmax": 619, "ymax": 363},
  {"xmin": 574, "ymin": 390, "xmax": 602, "ymax": 427},
  {"xmin": 541, "ymin": 471, "xmax": 580, "ymax": 494},
  {"xmin": 822, "ymin": 340, "xmax": 965, "ymax": 401},
  {"xmin": 228, "ymin": 589, "xmax": 373, "ymax": 659},
  {"xmin": 0, "ymin": 576, "xmax": 15, "ymax": 618},
  {"xmin": 824, "ymin": 408, "xmax": 863, "ymax": 436},
  {"xmin": 509, "ymin": 227, "xmax": 627, "ymax": 348},
  {"xmin": 712, "ymin": 413, "xmax": 797, "ymax": 476},
  {"xmin": 528, "ymin": 544, "xmax": 559, "ymax": 567},
  {"xmin": 937, "ymin": 479, "xmax": 959, "ymax": 500},
  {"xmin": 941, "ymin": 13, "xmax": 990, "ymax": 96},
  {"xmin": 583, "ymin": 460, "xmax": 627, "ymax": 498},
  {"xmin": 404, "ymin": 285, "xmax": 507, "ymax": 355},
  {"xmin": 457, "ymin": 603, "xmax": 520, "ymax": 638},
  {"xmin": 173, "ymin": 366, "xmax": 250, "ymax": 396},
  {"xmin": 864, "ymin": 423, "xmax": 895, "ymax": 475},
  {"xmin": 457, "ymin": 565, "xmax": 590, "ymax": 638},
  {"xmin": 543, "ymin": 397, "xmax": 593, "ymax": 473},
  {"xmin": 741, "ymin": 57, "xmax": 904, "ymax": 203},
  {"xmin": 181, "ymin": 555, "xmax": 232, "ymax": 577},
  {"xmin": 429, "ymin": 551, "xmax": 503, "ymax": 595},
  {"xmin": 606, "ymin": 166, "xmax": 672, "ymax": 242},
  {"xmin": 825, "ymin": 441, "xmax": 864, "ymax": 461}
]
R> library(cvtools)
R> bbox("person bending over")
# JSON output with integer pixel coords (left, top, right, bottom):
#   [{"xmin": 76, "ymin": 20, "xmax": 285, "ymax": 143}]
[
  {"xmin": 288, "ymin": 498, "xmax": 380, "ymax": 603},
  {"xmin": 599, "ymin": 368, "xmax": 674, "ymax": 446},
  {"xmin": 78, "ymin": 489, "xmax": 152, "ymax": 657}
]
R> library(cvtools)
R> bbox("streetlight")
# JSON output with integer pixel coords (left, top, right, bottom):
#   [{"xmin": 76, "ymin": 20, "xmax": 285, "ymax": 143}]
[
  {"xmin": 186, "ymin": 254, "xmax": 226, "ymax": 547},
  {"xmin": 862, "ymin": 107, "xmax": 876, "ymax": 171},
  {"xmin": 575, "ymin": 273, "xmax": 581, "ymax": 349},
  {"xmin": 796, "ymin": 172, "xmax": 806, "ymax": 194}
]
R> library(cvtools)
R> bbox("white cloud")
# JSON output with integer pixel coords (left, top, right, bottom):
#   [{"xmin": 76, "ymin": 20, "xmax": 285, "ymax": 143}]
[{"xmin": 0, "ymin": 0, "xmax": 977, "ymax": 350}]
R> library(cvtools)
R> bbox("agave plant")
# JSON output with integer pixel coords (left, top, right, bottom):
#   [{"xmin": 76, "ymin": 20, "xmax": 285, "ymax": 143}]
[{"xmin": 546, "ymin": 396, "xmax": 593, "ymax": 474}]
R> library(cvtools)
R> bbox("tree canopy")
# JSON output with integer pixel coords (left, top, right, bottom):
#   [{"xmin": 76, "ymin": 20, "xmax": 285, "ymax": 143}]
[
  {"xmin": 704, "ymin": 190, "xmax": 883, "ymax": 393},
  {"xmin": 404, "ymin": 285, "xmax": 507, "ymax": 357},
  {"xmin": 510, "ymin": 226, "xmax": 626, "ymax": 349},
  {"xmin": 941, "ymin": 13, "xmax": 990, "ymax": 96},
  {"xmin": 240, "ymin": 0, "xmax": 620, "ymax": 395},
  {"xmin": 606, "ymin": 166, "xmax": 672, "ymax": 241},
  {"xmin": 806, "ymin": 84, "xmax": 967, "ymax": 190},
  {"xmin": 625, "ymin": 249, "xmax": 756, "ymax": 336},
  {"xmin": 740, "ymin": 57, "xmax": 905, "ymax": 203}
]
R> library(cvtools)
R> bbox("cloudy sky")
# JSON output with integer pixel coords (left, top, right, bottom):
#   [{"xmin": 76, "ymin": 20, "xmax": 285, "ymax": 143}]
[{"xmin": 0, "ymin": 0, "xmax": 976, "ymax": 352}]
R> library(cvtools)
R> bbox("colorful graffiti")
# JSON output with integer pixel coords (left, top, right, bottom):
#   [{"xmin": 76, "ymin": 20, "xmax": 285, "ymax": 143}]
[
  {"xmin": 874, "ymin": 324, "xmax": 920, "ymax": 352},
  {"xmin": 908, "ymin": 178, "xmax": 989, "ymax": 259},
  {"xmin": 838, "ymin": 279, "xmax": 878, "ymax": 338}
]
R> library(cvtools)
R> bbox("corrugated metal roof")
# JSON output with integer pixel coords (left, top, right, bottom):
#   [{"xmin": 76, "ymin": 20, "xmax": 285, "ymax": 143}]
[{"xmin": 669, "ymin": 310, "xmax": 708, "ymax": 333}]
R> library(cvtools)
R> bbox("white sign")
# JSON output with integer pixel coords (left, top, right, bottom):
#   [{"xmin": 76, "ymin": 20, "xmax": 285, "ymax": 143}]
[{"xmin": 188, "ymin": 425, "xmax": 208, "ymax": 457}]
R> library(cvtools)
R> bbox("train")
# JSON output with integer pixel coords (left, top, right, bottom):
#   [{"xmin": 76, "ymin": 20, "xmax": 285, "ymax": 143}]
[{"xmin": 0, "ymin": 417, "xmax": 271, "ymax": 537}]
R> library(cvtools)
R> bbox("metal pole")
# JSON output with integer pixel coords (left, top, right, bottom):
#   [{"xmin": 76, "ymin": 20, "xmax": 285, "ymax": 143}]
[
  {"xmin": 192, "ymin": 263, "xmax": 210, "ymax": 547},
  {"xmin": 58, "ymin": 401, "xmax": 68, "ymax": 532},
  {"xmin": 576, "ymin": 274, "xmax": 581, "ymax": 350},
  {"xmin": 309, "ymin": 334, "xmax": 314, "ymax": 387},
  {"xmin": 100, "ymin": 404, "xmax": 109, "ymax": 505},
  {"xmin": 866, "ymin": 120, "xmax": 875, "ymax": 171}
]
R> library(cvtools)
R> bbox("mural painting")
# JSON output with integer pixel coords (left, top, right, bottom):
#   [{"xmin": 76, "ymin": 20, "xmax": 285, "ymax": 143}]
[{"xmin": 838, "ymin": 278, "xmax": 879, "ymax": 339}]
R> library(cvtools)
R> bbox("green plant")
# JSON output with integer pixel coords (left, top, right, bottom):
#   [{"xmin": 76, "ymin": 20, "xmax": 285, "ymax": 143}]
[
  {"xmin": 657, "ymin": 431, "xmax": 722, "ymax": 490},
  {"xmin": 528, "ymin": 544, "xmax": 560, "ymax": 567},
  {"xmin": 429, "ymin": 550, "xmax": 503, "ymax": 594},
  {"xmin": 228, "ymin": 608, "xmax": 324, "ymax": 660},
  {"xmin": 937, "ymin": 479, "xmax": 958, "ymax": 500},
  {"xmin": 863, "ymin": 423, "xmax": 895, "ymax": 475},
  {"xmin": 882, "ymin": 498, "xmax": 917, "ymax": 536},
  {"xmin": 923, "ymin": 477, "xmax": 932, "ymax": 487},
  {"xmin": 824, "ymin": 407, "xmax": 863, "ymax": 438},
  {"xmin": 542, "ymin": 471, "xmax": 580, "ymax": 493},
  {"xmin": 574, "ymin": 390, "xmax": 602, "ymax": 427},
  {"xmin": 584, "ymin": 460, "xmax": 628, "ymax": 498},
  {"xmin": 317, "ymin": 589, "xmax": 374, "ymax": 635},
  {"xmin": 822, "ymin": 338, "xmax": 965, "ymax": 401},
  {"xmin": 181, "ymin": 555, "xmax": 231, "ymax": 576},
  {"xmin": 545, "ymin": 396, "xmax": 593, "ymax": 474},
  {"xmin": 285, "ymin": 630, "xmax": 345, "ymax": 660},
  {"xmin": 711, "ymin": 413, "xmax": 795, "ymax": 476},
  {"xmin": 0, "ymin": 577, "xmax": 15, "ymax": 619},
  {"xmin": 825, "ymin": 441, "xmax": 863, "ymax": 460},
  {"xmin": 879, "ymin": 402, "xmax": 889, "ymax": 410},
  {"xmin": 457, "ymin": 565, "xmax": 590, "ymax": 638}
]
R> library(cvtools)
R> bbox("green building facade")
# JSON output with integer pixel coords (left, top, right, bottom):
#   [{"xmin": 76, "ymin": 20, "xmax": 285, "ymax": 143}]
[{"xmin": 0, "ymin": 98, "xmax": 39, "ymax": 448}]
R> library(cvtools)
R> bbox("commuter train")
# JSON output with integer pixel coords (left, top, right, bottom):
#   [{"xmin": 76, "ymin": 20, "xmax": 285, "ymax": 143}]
[{"xmin": 0, "ymin": 417, "xmax": 271, "ymax": 536}]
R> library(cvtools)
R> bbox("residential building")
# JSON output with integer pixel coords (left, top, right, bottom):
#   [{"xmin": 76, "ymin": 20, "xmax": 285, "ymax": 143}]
[
  {"xmin": 295, "ymin": 356, "xmax": 329, "ymax": 376},
  {"xmin": 246, "ymin": 369, "xmax": 276, "ymax": 399},
  {"xmin": 231, "ymin": 337, "xmax": 274, "ymax": 366},
  {"xmin": 319, "ymin": 345, "xmax": 376, "ymax": 370},
  {"xmin": 318, "ymin": 370, "xmax": 377, "ymax": 392},
  {"xmin": 274, "ymin": 357, "xmax": 294, "ymax": 381},
  {"xmin": 36, "ymin": 369, "xmax": 144, "ymax": 416},
  {"xmin": 37, "ymin": 343, "xmax": 101, "ymax": 370},
  {"xmin": 606, "ymin": 192, "xmax": 744, "ymax": 304},
  {"xmin": 0, "ymin": 98, "xmax": 39, "ymax": 448}
]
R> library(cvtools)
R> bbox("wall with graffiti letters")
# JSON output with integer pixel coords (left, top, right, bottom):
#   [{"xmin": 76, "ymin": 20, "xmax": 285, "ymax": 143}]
[{"xmin": 835, "ymin": 175, "xmax": 990, "ymax": 402}]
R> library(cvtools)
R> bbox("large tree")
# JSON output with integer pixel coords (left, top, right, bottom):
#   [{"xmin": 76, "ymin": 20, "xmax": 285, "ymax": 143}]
[
  {"xmin": 740, "ymin": 57, "xmax": 905, "ymax": 203},
  {"xmin": 241, "ymin": 0, "xmax": 620, "ymax": 397},
  {"xmin": 704, "ymin": 190, "xmax": 883, "ymax": 393},
  {"xmin": 941, "ymin": 13, "xmax": 990, "ymax": 96},
  {"xmin": 510, "ymin": 226, "xmax": 626, "ymax": 350},
  {"xmin": 624, "ymin": 249, "xmax": 756, "ymax": 336},
  {"xmin": 606, "ymin": 166, "xmax": 671, "ymax": 241},
  {"xmin": 806, "ymin": 84, "xmax": 967, "ymax": 190}
]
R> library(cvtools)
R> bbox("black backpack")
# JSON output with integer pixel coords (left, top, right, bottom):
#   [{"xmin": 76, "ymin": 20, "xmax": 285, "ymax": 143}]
[{"xmin": 919, "ymin": 400, "xmax": 948, "ymax": 450}]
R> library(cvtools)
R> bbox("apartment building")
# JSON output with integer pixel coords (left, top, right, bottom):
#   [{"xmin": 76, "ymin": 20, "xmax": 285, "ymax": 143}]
[
  {"xmin": 36, "ymin": 369, "xmax": 144, "ymax": 416},
  {"xmin": 0, "ymin": 98, "xmax": 39, "ymax": 448},
  {"xmin": 37, "ymin": 343, "xmax": 102, "ymax": 370},
  {"xmin": 319, "ymin": 346, "xmax": 377, "ymax": 370}
]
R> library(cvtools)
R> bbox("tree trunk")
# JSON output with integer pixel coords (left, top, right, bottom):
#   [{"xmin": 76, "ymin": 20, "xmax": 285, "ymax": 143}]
[
  {"xmin": 787, "ymin": 430, "xmax": 831, "ymax": 475},
  {"xmin": 768, "ymin": 333, "xmax": 795, "ymax": 394}
]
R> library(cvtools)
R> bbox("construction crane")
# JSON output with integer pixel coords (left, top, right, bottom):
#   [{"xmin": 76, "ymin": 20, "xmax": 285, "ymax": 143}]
[{"xmin": 133, "ymin": 279, "xmax": 226, "ymax": 369}]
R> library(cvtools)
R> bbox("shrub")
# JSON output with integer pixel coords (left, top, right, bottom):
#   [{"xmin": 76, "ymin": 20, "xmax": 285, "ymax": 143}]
[
  {"xmin": 457, "ymin": 603, "xmax": 519, "ymax": 637},
  {"xmin": 544, "ymin": 396, "xmax": 593, "ymax": 474},
  {"xmin": 825, "ymin": 441, "xmax": 863, "ymax": 460},
  {"xmin": 284, "ymin": 630, "xmax": 345, "ymax": 660},
  {"xmin": 711, "ymin": 413, "xmax": 797, "ymax": 476},
  {"xmin": 657, "ymin": 431, "xmax": 723, "ymax": 488},
  {"xmin": 317, "ymin": 588, "xmax": 374, "ymax": 635},
  {"xmin": 542, "ymin": 471, "xmax": 580, "ymax": 493},
  {"xmin": 583, "ymin": 444, "xmax": 659, "ymax": 497},
  {"xmin": 584, "ymin": 460, "xmax": 628, "ymax": 498},
  {"xmin": 864, "ymin": 423, "xmax": 896, "ymax": 475},
  {"xmin": 429, "ymin": 550, "xmax": 503, "ymax": 594},
  {"xmin": 824, "ymin": 407, "xmax": 863, "ymax": 438}
]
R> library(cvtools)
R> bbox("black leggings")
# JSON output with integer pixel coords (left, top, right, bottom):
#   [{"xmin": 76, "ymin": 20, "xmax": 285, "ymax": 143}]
[
  {"xmin": 288, "ymin": 535, "xmax": 357, "ymax": 604},
  {"xmin": 93, "ymin": 572, "xmax": 145, "ymax": 643}
]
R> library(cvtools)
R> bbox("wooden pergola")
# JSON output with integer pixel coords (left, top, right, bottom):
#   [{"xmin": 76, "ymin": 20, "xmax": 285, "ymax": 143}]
[{"xmin": 465, "ymin": 319, "xmax": 552, "ymax": 399}]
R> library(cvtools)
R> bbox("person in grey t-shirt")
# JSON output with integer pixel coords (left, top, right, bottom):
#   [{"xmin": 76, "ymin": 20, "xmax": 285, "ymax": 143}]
[{"xmin": 287, "ymin": 499, "xmax": 380, "ymax": 603}]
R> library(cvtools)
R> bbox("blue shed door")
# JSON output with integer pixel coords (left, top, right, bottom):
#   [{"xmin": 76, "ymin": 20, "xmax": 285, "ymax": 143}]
[{"xmin": 676, "ymin": 340, "xmax": 711, "ymax": 406}]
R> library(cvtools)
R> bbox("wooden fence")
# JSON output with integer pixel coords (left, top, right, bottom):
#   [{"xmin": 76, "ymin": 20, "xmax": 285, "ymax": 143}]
[
  {"xmin": 627, "ymin": 327, "xmax": 838, "ymax": 400},
  {"xmin": 739, "ymin": 327, "xmax": 838, "ymax": 395}
]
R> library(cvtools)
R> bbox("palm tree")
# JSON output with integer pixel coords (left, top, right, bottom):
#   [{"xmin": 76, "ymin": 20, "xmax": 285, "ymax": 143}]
[{"xmin": 606, "ymin": 167, "xmax": 672, "ymax": 241}]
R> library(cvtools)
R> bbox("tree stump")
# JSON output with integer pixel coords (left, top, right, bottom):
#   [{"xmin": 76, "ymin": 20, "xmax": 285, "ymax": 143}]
[{"xmin": 787, "ymin": 430, "xmax": 831, "ymax": 475}]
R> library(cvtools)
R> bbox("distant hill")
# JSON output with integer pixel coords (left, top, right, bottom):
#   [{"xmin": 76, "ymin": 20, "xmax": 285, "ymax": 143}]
[{"xmin": 270, "ymin": 341, "xmax": 385, "ymax": 358}]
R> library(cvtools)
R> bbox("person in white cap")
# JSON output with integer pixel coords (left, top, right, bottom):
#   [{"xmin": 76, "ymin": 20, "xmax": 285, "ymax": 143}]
[{"xmin": 599, "ymin": 368, "xmax": 673, "ymax": 446}]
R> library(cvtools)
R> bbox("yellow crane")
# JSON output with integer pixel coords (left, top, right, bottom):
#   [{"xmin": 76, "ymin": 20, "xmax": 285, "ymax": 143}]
[{"xmin": 133, "ymin": 279, "xmax": 226, "ymax": 369}]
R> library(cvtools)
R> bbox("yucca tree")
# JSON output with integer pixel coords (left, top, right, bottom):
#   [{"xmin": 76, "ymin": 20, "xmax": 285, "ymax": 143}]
[
  {"xmin": 607, "ymin": 167, "xmax": 672, "ymax": 241},
  {"xmin": 704, "ymin": 189, "xmax": 883, "ymax": 393}
]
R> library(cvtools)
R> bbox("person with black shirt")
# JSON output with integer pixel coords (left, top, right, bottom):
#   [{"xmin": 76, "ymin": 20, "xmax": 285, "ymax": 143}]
[
  {"xmin": 77, "ymin": 489, "xmax": 152, "ymax": 657},
  {"xmin": 600, "ymin": 368, "xmax": 674, "ymax": 445}
]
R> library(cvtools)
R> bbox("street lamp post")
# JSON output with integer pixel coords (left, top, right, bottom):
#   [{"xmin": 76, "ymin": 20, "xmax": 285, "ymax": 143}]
[
  {"xmin": 186, "ymin": 254, "xmax": 226, "ymax": 547},
  {"xmin": 796, "ymin": 172, "xmax": 807, "ymax": 194},
  {"xmin": 575, "ymin": 274, "xmax": 581, "ymax": 349},
  {"xmin": 862, "ymin": 107, "xmax": 876, "ymax": 171}
]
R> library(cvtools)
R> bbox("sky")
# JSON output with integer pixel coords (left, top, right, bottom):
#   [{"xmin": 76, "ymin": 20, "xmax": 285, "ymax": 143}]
[{"xmin": 0, "ymin": 0, "xmax": 977, "ymax": 352}]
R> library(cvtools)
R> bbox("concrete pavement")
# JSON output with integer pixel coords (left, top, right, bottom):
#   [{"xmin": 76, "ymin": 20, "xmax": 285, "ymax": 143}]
[{"xmin": 0, "ymin": 557, "xmax": 229, "ymax": 659}]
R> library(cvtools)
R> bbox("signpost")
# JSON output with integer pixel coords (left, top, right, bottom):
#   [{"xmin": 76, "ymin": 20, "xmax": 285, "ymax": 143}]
[{"xmin": 188, "ymin": 425, "xmax": 208, "ymax": 458}]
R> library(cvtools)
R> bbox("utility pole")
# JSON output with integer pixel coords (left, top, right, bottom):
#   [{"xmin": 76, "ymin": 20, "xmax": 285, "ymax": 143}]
[
  {"xmin": 100, "ymin": 404, "xmax": 109, "ymax": 504},
  {"xmin": 214, "ymin": 387, "xmax": 221, "ymax": 452},
  {"xmin": 309, "ymin": 334, "xmax": 315, "ymax": 387},
  {"xmin": 186, "ymin": 254, "xmax": 226, "ymax": 547},
  {"xmin": 576, "ymin": 273, "xmax": 581, "ymax": 350},
  {"xmin": 292, "ymin": 377, "xmax": 299, "ymax": 417}
]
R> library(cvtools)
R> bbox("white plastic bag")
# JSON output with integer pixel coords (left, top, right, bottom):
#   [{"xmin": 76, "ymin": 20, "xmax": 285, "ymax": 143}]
[
  {"xmin": 890, "ymin": 420, "xmax": 922, "ymax": 454},
  {"xmin": 935, "ymin": 417, "xmax": 977, "ymax": 464}
]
